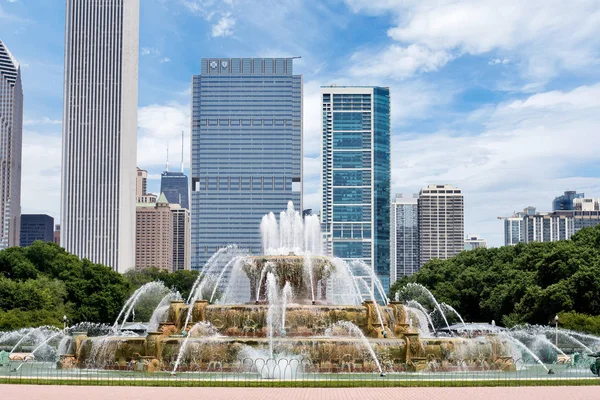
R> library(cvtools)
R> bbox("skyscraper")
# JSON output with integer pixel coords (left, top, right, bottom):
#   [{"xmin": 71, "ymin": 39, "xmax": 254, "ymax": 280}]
[
  {"xmin": 0, "ymin": 40, "xmax": 23, "ymax": 250},
  {"xmin": 61, "ymin": 0, "xmax": 139, "ymax": 272},
  {"xmin": 135, "ymin": 193, "xmax": 173, "ymax": 271},
  {"xmin": 390, "ymin": 194, "xmax": 419, "ymax": 284},
  {"xmin": 418, "ymin": 184, "xmax": 464, "ymax": 266},
  {"xmin": 503, "ymin": 212, "xmax": 525, "ymax": 246},
  {"xmin": 321, "ymin": 86, "xmax": 391, "ymax": 292},
  {"xmin": 137, "ymin": 168, "xmax": 148, "ymax": 198},
  {"xmin": 20, "ymin": 214, "xmax": 54, "ymax": 247},
  {"xmin": 191, "ymin": 58, "xmax": 302, "ymax": 268},
  {"xmin": 553, "ymin": 190, "xmax": 584, "ymax": 211},
  {"xmin": 170, "ymin": 204, "xmax": 190, "ymax": 271},
  {"xmin": 161, "ymin": 132, "xmax": 189, "ymax": 209}
]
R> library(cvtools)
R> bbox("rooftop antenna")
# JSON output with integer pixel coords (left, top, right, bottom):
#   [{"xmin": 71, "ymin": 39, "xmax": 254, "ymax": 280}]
[
  {"xmin": 181, "ymin": 131, "xmax": 184, "ymax": 173},
  {"xmin": 166, "ymin": 141, "xmax": 169, "ymax": 172}
]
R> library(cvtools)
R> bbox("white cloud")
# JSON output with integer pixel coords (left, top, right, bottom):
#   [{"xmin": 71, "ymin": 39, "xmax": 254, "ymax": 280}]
[
  {"xmin": 23, "ymin": 117, "xmax": 61, "ymax": 126},
  {"xmin": 489, "ymin": 58, "xmax": 510, "ymax": 65},
  {"xmin": 349, "ymin": 44, "xmax": 452, "ymax": 79},
  {"xmin": 21, "ymin": 131, "xmax": 62, "ymax": 218},
  {"xmin": 137, "ymin": 103, "xmax": 190, "ymax": 170},
  {"xmin": 211, "ymin": 12, "xmax": 235, "ymax": 37},
  {"xmin": 391, "ymin": 83, "xmax": 600, "ymax": 246},
  {"xmin": 140, "ymin": 47, "xmax": 160, "ymax": 56},
  {"xmin": 159, "ymin": 57, "xmax": 171, "ymax": 64},
  {"xmin": 344, "ymin": 0, "xmax": 600, "ymax": 82}
]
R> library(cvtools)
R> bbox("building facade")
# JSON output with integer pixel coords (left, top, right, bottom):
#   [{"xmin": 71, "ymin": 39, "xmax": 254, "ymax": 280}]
[
  {"xmin": 504, "ymin": 213, "xmax": 525, "ymax": 246},
  {"xmin": 135, "ymin": 193, "xmax": 173, "ymax": 271},
  {"xmin": 161, "ymin": 171, "xmax": 189, "ymax": 210},
  {"xmin": 0, "ymin": 40, "xmax": 23, "ymax": 250},
  {"xmin": 20, "ymin": 214, "xmax": 54, "ymax": 247},
  {"xmin": 523, "ymin": 211, "xmax": 573, "ymax": 242},
  {"xmin": 464, "ymin": 234, "xmax": 487, "ymax": 250},
  {"xmin": 390, "ymin": 194, "xmax": 419, "ymax": 284},
  {"xmin": 171, "ymin": 204, "xmax": 190, "ymax": 271},
  {"xmin": 191, "ymin": 58, "xmax": 302, "ymax": 269},
  {"xmin": 321, "ymin": 86, "xmax": 391, "ymax": 292},
  {"xmin": 504, "ymin": 200, "xmax": 600, "ymax": 245},
  {"xmin": 61, "ymin": 0, "xmax": 139, "ymax": 272},
  {"xmin": 553, "ymin": 190, "xmax": 584, "ymax": 211},
  {"xmin": 418, "ymin": 184, "xmax": 464, "ymax": 267},
  {"xmin": 54, "ymin": 224, "xmax": 60, "ymax": 245},
  {"xmin": 136, "ymin": 168, "xmax": 148, "ymax": 198}
]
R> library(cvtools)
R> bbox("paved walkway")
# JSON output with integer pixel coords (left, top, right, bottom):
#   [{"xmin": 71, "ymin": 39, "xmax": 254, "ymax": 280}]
[{"xmin": 1, "ymin": 385, "xmax": 599, "ymax": 400}]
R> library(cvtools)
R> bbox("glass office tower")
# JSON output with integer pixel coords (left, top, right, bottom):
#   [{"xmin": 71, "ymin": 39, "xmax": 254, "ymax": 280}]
[
  {"xmin": 321, "ymin": 86, "xmax": 391, "ymax": 293},
  {"xmin": 191, "ymin": 58, "xmax": 302, "ymax": 269},
  {"xmin": 161, "ymin": 171, "xmax": 189, "ymax": 210}
]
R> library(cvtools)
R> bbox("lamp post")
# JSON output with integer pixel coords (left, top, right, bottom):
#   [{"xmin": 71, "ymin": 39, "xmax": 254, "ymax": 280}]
[
  {"xmin": 554, "ymin": 315, "xmax": 559, "ymax": 347},
  {"xmin": 63, "ymin": 315, "xmax": 68, "ymax": 332}
]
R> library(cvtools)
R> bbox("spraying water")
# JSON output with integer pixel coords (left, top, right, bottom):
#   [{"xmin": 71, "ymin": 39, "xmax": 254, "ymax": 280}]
[
  {"xmin": 171, "ymin": 322, "xmax": 219, "ymax": 374},
  {"xmin": 501, "ymin": 333, "xmax": 549, "ymax": 372},
  {"xmin": 281, "ymin": 282, "xmax": 293, "ymax": 333},
  {"xmin": 441, "ymin": 303, "xmax": 468, "ymax": 331},
  {"xmin": 406, "ymin": 301, "xmax": 436, "ymax": 333},
  {"xmin": 397, "ymin": 283, "xmax": 451, "ymax": 330},
  {"xmin": 325, "ymin": 321, "xmax": 384, "ymax": 375},
  {"xmin": 266, "ymin": 272, "xmax": 278, "ymax": 358},
  {"xmin": 148, "ymin": 291, "xmax": 182, "ymax": 332},
  {"xmin": 112, "ymin": 281, "xmax": 168, "ymax": 332},
  {"xmin": 304, "ymin": 253, "xmax": 315, "ymax": 303}
]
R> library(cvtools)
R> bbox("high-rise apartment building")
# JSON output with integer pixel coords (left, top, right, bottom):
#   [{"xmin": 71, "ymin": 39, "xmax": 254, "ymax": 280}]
[
  {"xmin": 136, "ymin": 168, "xmax": 148, "ymax": 198},
  {"xmin": 171, "ymin": 204, "xmax": 190, "ymax": 271},
  {"xmin": 504, "ymin": 212, "xmax": 525, "ymax": 246},
  {"xmin": 390, "ymin": 194, "xmax": 419, "ymax": 284},
  {"xmin": 553, "ymin": 190, "xmax": 584, "ymax": 211},
  {"xmin": 504, "ymin": 199, "xmax": 600, "ymax": 245},
  {"xmin": 464, "ymin": 234, "xmax": 487, "ymax": 250},
  {"xmin": 0, "ymin": 40, "xmax": 23, "ymax": 250},
  {"xmin": 191, "ymin": 58, "xmax": 302, "ymax": 268},
  {"xmin": 321, "ymin": 86, "xmax": 391, "ymax": 292},
  {"xmin": 20, "ymin": 214, "xmax": 54, "ymax": 247},
  {"xmin": 61, "ymin": 0, "xmax": 139, "ymax": 272},
  {"xmin": 418, "ymin": 184, "xmax": 464, "ymax": 266},
  {"xmin": 136, "ymin": 193, "xmax": 173, "ymax": 271}
]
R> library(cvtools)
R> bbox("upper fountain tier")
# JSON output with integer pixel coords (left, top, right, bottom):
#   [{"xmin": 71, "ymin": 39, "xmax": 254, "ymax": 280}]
[{"xmin": 260, "ymin": 201, "xmax": 322, "ymax": 256}]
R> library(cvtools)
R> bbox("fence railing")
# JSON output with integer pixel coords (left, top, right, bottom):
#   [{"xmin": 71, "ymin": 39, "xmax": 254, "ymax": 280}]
[{"xmin": 0, "ymin": 356, "xmax": 598, "ymax": 387}]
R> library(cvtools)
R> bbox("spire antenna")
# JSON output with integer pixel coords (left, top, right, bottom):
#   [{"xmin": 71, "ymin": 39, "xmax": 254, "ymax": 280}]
[{"xmin": 181, "ymin": 131, "xmax": 184, "ymax": 173}]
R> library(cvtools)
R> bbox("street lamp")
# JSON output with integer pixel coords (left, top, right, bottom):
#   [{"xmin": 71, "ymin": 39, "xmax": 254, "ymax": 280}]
[
  {"xmin": 63, "ymin": 315, "xmax": 68, "ymax": 332},
  {"xmin": 554, "ymin": 315, "xmax": 559, "ymax": 347}
]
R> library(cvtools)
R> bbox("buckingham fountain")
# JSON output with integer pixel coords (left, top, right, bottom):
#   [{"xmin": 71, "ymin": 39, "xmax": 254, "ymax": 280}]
[{"xmin": 3, "ymin": 202, "xmax": 600, "ymax": 379}]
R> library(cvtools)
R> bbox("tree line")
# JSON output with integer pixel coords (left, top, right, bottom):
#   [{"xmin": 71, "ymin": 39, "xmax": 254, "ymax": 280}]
[
  {"xmin": 0, "ymin": 241, "xmax": 198, "ymax": 331},
  {"xmin": 390, "ymin": 225, "xmax": 600, "ymax": 334}
]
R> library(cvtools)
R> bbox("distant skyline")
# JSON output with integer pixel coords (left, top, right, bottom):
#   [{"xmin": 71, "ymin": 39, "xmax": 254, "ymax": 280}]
[{"xmin": 2, "ymin": 0, "xmax": 600, "ymax": 247}]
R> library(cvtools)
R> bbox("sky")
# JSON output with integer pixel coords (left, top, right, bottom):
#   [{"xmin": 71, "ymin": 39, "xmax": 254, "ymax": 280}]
[{"xmin": 1, "ymin": 0, "xmax": 600, "ymax": 247}]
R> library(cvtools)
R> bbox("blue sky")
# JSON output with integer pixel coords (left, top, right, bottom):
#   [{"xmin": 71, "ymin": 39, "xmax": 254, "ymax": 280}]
[{"xmin": 2, "ymin": 0, "xmax": 600, "ymax": 247}]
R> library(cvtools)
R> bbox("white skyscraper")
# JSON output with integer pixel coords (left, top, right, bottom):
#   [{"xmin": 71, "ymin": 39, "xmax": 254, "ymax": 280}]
[
  {"xmin": 61, "ymin": 0, "xmax": 139, "ymax": 272},
  {"xmin": 418, "ymin": 184, "xmax": 464, "ymax": 266},
  {"xmin": 0, "ymin": 40, "xmax": 23, "ymax": 250}
]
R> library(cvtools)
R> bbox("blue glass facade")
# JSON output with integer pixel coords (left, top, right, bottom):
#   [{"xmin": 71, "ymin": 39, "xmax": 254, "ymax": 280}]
[
  {"xmin": 20, "ymin": 214, "xmax": 54, "ymax": 247},
  {"xmin": 552, "ymin": 191, "xmax": 584, "ymax": 211},
  {"xmin": 321, "ymin": 86, "xmax": 391, "ymax": 293},
  {"xmin": 160, "ymin": 171, "xmax": 189, "ymax": 209},
  {"xmin": 191, "ymin": 58, "xmax": 302, "ymax": 269}
]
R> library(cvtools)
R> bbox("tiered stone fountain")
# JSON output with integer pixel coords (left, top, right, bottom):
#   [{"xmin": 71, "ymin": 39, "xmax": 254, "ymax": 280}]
[{"xmin": 60, "ymin": 249, "xmax": 516, "ymax": 374}]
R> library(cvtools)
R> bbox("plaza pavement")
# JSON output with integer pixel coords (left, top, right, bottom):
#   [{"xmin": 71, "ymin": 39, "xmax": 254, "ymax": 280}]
[{"xmin": 1, "ymin": 385, "xmax": 599, "ymax": 400}]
